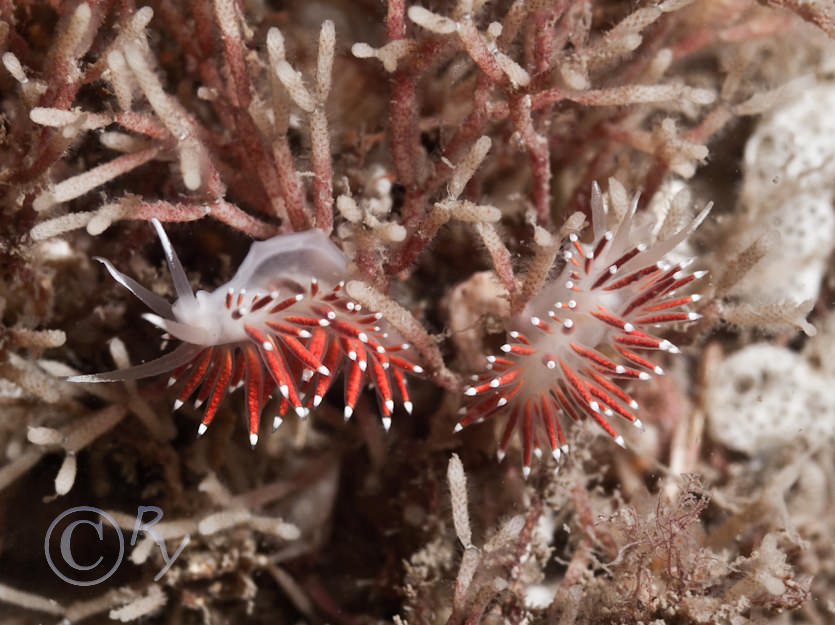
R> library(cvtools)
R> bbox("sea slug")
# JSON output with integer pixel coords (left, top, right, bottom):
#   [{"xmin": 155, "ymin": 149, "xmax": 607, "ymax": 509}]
[
  {"xmin": 69, "ymin": 221, "xmax": 422, "ymax": 445},
  {"xmin": 458, "ymin": 183, "xmax": 711, "ymax": 476}
]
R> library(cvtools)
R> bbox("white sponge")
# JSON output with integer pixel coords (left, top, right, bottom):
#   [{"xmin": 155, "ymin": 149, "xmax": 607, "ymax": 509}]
[
  {"xmin": 734, "ymin": 82, "xmax": 835, "ymax": 308},
  {"xmin": 706, "ymin": 344, "xmax": 834, "ymax": 454},
  {"xmin": 743, "ymin": 83, "xmax": 835, "ymax": 195}
]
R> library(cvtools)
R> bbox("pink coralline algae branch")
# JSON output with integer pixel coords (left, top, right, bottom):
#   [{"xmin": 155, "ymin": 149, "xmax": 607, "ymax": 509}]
[{"xmin": 13, "ymin": 0, "xmax": 821, "ymax": 468}]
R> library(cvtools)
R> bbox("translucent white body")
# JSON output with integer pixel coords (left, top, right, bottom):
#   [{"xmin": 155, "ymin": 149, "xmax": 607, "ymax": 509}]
[
  {"xmin": 70, "ymin": 223, "xmax": 351, "ymax": 380},
  {"xmin": 169, "ymin": 229, "xmax": 348, "ymax": 345}
]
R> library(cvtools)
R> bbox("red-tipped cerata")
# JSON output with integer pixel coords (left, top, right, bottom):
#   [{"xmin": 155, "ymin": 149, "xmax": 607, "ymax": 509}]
[
  {"xmin": 459, "ymin": 182, "xmax": 711, "ymax": 477},
  {"xmin": 68, "ymin": 221, "xmax": 422, "ymax": 446}
]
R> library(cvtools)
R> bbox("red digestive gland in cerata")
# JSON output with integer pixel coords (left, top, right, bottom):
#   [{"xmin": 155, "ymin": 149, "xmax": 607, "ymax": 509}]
[
  {"xmin": 458, "ymin": 182, "xmax": 712, "ymax": 477},
  {"xmin": 68, "ymin": 220, "xmax": 423, "ymax": 446}
]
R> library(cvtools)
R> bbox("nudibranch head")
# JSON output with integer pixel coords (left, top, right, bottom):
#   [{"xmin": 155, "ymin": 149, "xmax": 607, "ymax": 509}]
[
  {"xmin": 69, "ymin": 220, "xmax": 422, "ymax": 446},
  {"xmin": 458, "ymin": 182, "xmax": 711, "ymax": 477}
]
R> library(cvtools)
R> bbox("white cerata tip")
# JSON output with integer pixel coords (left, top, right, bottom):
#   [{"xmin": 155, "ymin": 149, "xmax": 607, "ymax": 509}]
[{"xmin": 249, "ymin": 433, "xmax": 259, "ymax": 447}]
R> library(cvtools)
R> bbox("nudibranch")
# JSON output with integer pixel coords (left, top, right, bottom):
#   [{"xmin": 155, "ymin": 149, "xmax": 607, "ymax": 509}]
[
  {"xmin": 69, "ymin": 220, "xmax": 422, "ymax": 446},
  {"xmin": 458, "ymin": 183, "xmax": 711, "ymax": 476}
]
